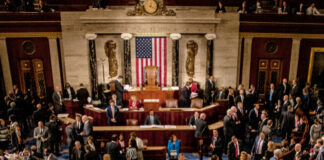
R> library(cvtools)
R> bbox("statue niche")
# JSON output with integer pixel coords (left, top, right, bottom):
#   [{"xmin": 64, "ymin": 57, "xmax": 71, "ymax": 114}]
[
  {"xmin": 104, "ymin": 40, "xmax": 118, "ymax": 77},
  {"xmin": 186, "ymin": 40, "xmax": 198, "ymax": 77}
]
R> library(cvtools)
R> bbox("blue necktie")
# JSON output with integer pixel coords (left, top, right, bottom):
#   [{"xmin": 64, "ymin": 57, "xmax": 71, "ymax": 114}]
[{"xmin": 269, "ymin": 90, "xmax": 273, "ymax": 101}]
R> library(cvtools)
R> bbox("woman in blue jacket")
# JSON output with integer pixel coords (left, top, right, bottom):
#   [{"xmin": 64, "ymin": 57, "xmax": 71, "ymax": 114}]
[{"xmin": 168, "ymin": 134, "xmax": 181, "ymax": 160}]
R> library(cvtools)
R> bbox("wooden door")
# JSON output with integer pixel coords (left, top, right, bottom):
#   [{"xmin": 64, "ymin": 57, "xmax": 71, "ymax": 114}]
[{"xmin": 257, "ymin": 59, "xmax": 282, "ymax": 98}]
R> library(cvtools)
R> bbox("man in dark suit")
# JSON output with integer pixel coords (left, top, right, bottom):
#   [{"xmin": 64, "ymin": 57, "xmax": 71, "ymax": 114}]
[
  {"xmin": 115, "ymin": 76, "xmax": 124, "ymax": 107},
  {"xmin": 106, "ymin": 134, "xmax": 122, "ymax": 160},
  {"xmin": 280, "ymin": 1, "xmax": 291, "ymax": 14},
  {"xmin": 71, "ymin": 141, "xmax": 84, "ymax": 160},
  {"xmin": 316, "ymin": 99, "xmax": 323, "ymax": 115},
  {"xmin": 52, "ymin": 86, "xmax": 63, "ymax": 113},
  {"xmin": 227, "ymin": 136, "xmax": 241, "ymax": 160},
  {"xmin": 277, "ymin": 78, "xmax": 291, "ymax": 100},
  {"xmin": 204, "ymin": 76, "xmax": 216, "ymax": 105},
  {"xmin": 235, "ymin": 89, "xmax": 245, "ymax": 106},
  {"xmin": 63, "ymin": 82, "xmax": 76, "ymax": 100},
  {"xmin": 280, "ymin": 105, "xmax": 294, "ymax": 140},
  {"xmin": 188, "ymin": 111, "xmax": 199, "ymax": 126},
  {"xmin": 13, "ymin": 84, "xmax": 23, "ymax": 98},
  {"xmin": 291, "ymin": 80, "xmax": 300, "ymax": 100},
  {"xmin": 32, "ymin": 103, "xmax": 47, "ymax": 126},
  {"xmin": 251, "ymin": 132, "xmax": 268, "ymax": 160},
  {"xmin": 266, "ymin": 83, "xmax": 277, "ymax": 117},
  {"xmin": 180, "ymin": 82, "xmax": 191, "ymax": 107},
  {"xmin": 76, "ymin": 83, "xmax": 89, "ymax": 114},
  {"xmin": 195, "ymin": 113, "xmax": 209, "ymax": 156},
  {"xmin": 210, "ymin": 129, "xmax": 223, "ymax": 160},
  {"xmin": 217, "ymin": 86, "xmax": 226, "ymax": 100},
  {"xmin": 106, "ymin": 100, "xmax": 119, "ymax": 126},
  {"xmin": 80, "ymin": 115, "xmax": 93, "ymax": 144},
  {"xmin": 73, "ymin": 115, "xmax": 84, "ymax": 144},
  {"xmin": 46, "ymin": 115, "xmax": 61, "ymax": 155},
  {"xmin": 236, "ymin": 102, "xmax": 246, "ymax": 141},
  {"xmin": 258, "ymin": 111, "xmax": 269, "ymax": 133},
  {"xmin": 11, "ymin": 125, "xmax": 24, "ymax": 152},
  {"xmin": 84, "ymin": 144, "xmax": 100, "ymax": 160},
  {"xmin": 248, "ymin": 104, "xmax": 261, "ymax": 147},
  {"xmin": 224, "ymin": 109, "xmax": 235, "ymax": 148},
  {"xmin": 296, "ymin": 2, "xmax": 306, "ymax": 15},
  {"xmin": 249, "ymin": 84, "xmax": 258, "ymax": 104},
  {"xmin": 144, "ymin": 110, "xmax": 161, "ymax": 125},
  {"xmin": 66, "ymin": 122, "xmax": 76, "ymax": 159}
]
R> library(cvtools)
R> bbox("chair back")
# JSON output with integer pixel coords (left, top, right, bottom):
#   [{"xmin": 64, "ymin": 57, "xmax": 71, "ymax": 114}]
[
  {"xmin": 191, "ymin": 98, "xmax": 203, "ymax": 108},
  {"xmin": 126, "ymin": 119, "xmax": 138, "ymax": 126},
  {"xmin": 165, "ymin": 99, "xmax": 178, "ymax": 108}
]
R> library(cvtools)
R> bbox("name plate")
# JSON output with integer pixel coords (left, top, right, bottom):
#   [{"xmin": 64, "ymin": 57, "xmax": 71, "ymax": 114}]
[{"xmin": 143, "ymin": 99, "xmax": 160, "ymax": 103}]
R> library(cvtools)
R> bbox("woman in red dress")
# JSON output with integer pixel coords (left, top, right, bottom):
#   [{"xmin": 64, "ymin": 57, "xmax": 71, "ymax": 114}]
[{"xmin": 128, "ymin": 95, "xmax": 141, "ymax": 110}]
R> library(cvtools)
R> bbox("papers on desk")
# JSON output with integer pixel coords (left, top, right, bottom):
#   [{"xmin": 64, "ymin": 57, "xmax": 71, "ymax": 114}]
[
  {"xmin": 140, "ymin": 125, "xmax": 164, "ymax": 128},
  {"xmin": 162, "ymin": 87, "xmax": 170, "ymax": 91},
  {"xmin": 57, "ymin": 113, "xmax": 69, "ymax": 118},
  {"xmin": 124, "ymin": 85, "xmax": 131, "ymax": 90},
  {"xmin": 92, "ymin": 100, "xmax": 101, "ymax": 105},
  {"xmin": 93, "ymin": 107, "xmax": 103, "ymax": 111},
  {"xmin": 73, "ymin": 99, "xmax": 79, "ymax": 102},
  {"xmin": 182, "ymin": 108, "xmax": 195, "ymax": 111},
  {"xmin": 86, "ymin": 104, "xmax": 94, "ymax": 108},
  {"xmin": 171, "ymin": 86, "xmax": 179, "ymax": 90},
  {"xmin": 164, "ymin": 125, "xmax": 176, "ymax": 129},
  {"xmin": 143, "ymin": 99, "xmax": 160, "ymax": 103},
  {"xmin": 122, "ymin": 108, "xmax": 129, "ymax": 111}
]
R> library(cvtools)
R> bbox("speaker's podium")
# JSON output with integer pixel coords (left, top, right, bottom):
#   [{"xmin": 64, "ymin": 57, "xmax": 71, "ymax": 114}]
[
  {"xmin": 143, "ymin": 66, "xmax": 159, "ymax": 91},
  {"xmin": 143, "ymin": 66, "xmax": 160, "ymax": 111}
]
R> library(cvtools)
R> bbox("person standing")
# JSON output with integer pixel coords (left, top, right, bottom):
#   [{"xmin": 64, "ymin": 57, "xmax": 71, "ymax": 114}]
[
  {"xmin": 106, "ymin": 134, "xmax": 122, "ymax": 160},
  {"xmin": 71, "ymin": 141, "xmax": 84, "ymax": 160},
  {"xmin": 76, "ymin": 83, "xmax": 90, "ymax": 114},
  {"xmin": 180, "ymin": 82, "xmax": 191, "ymax": 107},
  {"xmin": 63, "ymin": 82, "xmax": 76, "ymax": 100},
  {"xmin": 130, "ymin": 132, "xmax": 144, "ymax": 160},
  {"xmin": 210, "ymin": 129, "xmax": 223, "ymax": 160},
  {"xmin": 195, "ymin": 113, "xmax": 209, "ymax": 156},
  {"xmin": 33, "ymin": 121, "xmax": 49, "ymax": 154},
  {"xmin": 66, "ymin": 122, "xmax": 76, "ymax": 160},
  {"xmin": 106, "ymin": 100, "xmax": 119, "ymax": 126},
  {"xmin": 115, "ymin": 76, "xmax": 124, "ymax": 107},
  {"xmin": 204, "ymin": 76, "xmax": 216, "ymax": 105},
  {"xmin": 52, "ymin": 86, "xmax": 63, "ymax": 113},
  {"xmin": 46, "ymin": 115, "xmax": 61, "ymax": 155},
  {"xmin": 80, "ymin": 115, "xmax": 92, "ymax": 143},
  {"xmin": 168, "ymin": 135, "xmax": 181, "ymax": 160},
  {"xmin": 227, "ymin": 136, "xmax": 241, "ymax": 160},
  {"xmin": 251, "ymin": 132, "xmax": 268, "ymax": 160}
]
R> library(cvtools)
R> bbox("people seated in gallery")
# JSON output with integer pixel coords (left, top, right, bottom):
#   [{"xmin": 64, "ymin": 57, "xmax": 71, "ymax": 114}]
[
  {"xmin": 180, "ymin": 82, "xmax": 191, "ymax": 107},
  {"xmin": 237, "ymin": 1, "xmax": 249, "ymax": 14},
  {"xmin": 278, "ymin": 1, "xmax": 291, "ymax": 15},
  {"xmin": 296, "ymin": 2, "xmax": 306, "ymax": 15},
  {"xmin": 215, "ymin": 1, "xmax": 226, "ymax": 13},
  {"xmin": 168, "ymin": 134, "xmax": 181, "ymax": 160},
  {"xmin": 144, "ymin": 110, "xmax": 161, "ymax": 125},
  {"xmin": 253, "ymin": 1, "xmax": 263, "ymax": 14},
  {"xmin": 105, "ymin": 100, "xmax": 119, "ymax": 126},
  {"xmin": 307, "ymin": 2, "xmax": 320, "ymax": 15},
  {"xmin": 128, "ymin": 95, "xmax": 141, "ymax": 110}
]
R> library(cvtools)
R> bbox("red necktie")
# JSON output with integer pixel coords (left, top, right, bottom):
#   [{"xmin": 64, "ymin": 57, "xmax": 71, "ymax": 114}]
[{"xmin": 235, "ymin": 143, "xmax": 238, "ymax": 158}]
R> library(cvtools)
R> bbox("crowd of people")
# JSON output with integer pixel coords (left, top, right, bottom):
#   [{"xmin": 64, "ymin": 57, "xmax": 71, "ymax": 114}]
[{"xmin": 4, "ymin": 0, "xmax": 52, "ymax": 12}]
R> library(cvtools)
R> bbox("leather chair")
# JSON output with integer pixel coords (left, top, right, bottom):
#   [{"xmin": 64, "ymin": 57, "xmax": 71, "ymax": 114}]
[
  {"xmin": 190, "ymin": 98, "xmax": 203, "ymax": 108},
  {"xmin": 165, "ymin": 99, "xmax": 178, "ymax": 108},
  {"xmin": 126, "ymin": 119, "xmax": 138, "ymax": 126}
]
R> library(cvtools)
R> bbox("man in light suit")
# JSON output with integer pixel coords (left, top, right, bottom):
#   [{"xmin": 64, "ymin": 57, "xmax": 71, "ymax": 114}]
[
  {"xmin": 33, "ymin": 121, "xmax": 49, "ymax": 153},
  {"xmin": 180, "ymin": 82, "xmax": 191, "ymax": 107},
  {"xmin": 270, "ymin": 149, "xmax": 281, "ymax": 160},
  {"xmin": 144, "ymin": 110, "xmax": 161, "ymax": 125},
  {"xmin": 204, "ymin": 76, "xmax": 216, "ymax": 105},
  {"xmin": 80, "ymin": 115, "xmax": 93, "ymax": 143},
  {"xmin": 52, "ymin": 86, "xmax": 63, "ymax": 113},
  {"xmin": 106, "ymin": 100, "xmax": 119, "ymax": 126},
  {"xmin": 195, "ymin": 113, "xmax": 209, "ymax": 156},
  {"xmin": 251, "ymin": 132, "xmax": 268, "ymax": 160},
  {"xmin": 66, "ymin": 122, "xmax": 76, "ymax": 159},
  {"xmin": 115, "ymin": 76, "xmax": 124, "ymax": 107},
  {"xmin": 317, "ymin": 141, "xmax": 324, "ymax": 160}
]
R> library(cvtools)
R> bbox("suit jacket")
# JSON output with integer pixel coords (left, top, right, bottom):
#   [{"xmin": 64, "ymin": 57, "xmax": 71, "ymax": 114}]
[
  {"xmin": 282, "ymin": 100, "xmax": 290, "ymax": 112},
  {"xmin": 278, "ymin": 83, "xmax": 291, "ymax": 99},
  {"xmin": 227, "ymin": 141, "xmax": 242, "ymax": 160},
  {"xmin": 194, "ymin": 118, "xmax": 209, "ymax": 138},
  {"xmin": 223, "ymin": 115, "xmax": 235, "ymax": 138},
  {"xmin": 291, "ymin": 85, "xmax": 300, "ymax": 99},
  {"xmin": 248, "ymin": 109, "xmax": 261, "ymax": 130},
  {"xmin": 266, "ymin": 88, "xmax": 278, "ymax": 105},
  {"xmin": 296, "ymin": 6, "xmax": 306, "ymax": 15},
  {"xmin": 76, "ymin": 87, "xmax": 89, "ymax": 105},
  {"xmin": 250, "ymin": 89, "xmax": 259, "ymax": 104},
  {"xmin": 144, "ymin": 115, "xmax": 161, "ymax": 125},
  {"xmin": 204, "ymin": 80, "xmax": 216, "ymax": 104},
  {"xmin": 188, "ymin": 116, "xmax": 199, "ymax": 126},
  {"xmin": 180, "ymin": 86, "xmax": 191, "ymax": 107},
  {"xmin": 280, "ymin": 111, "xmax": 294, "ymax": 131},
  {"xmin": 259, "ymin": 118, "xmax": 269, "ymax": 132},
  {"xmin": 235, "ymin": 95, "xmax": 245, "ymax": 106},
  {"xmin": 84, "ymin": 151, "xmax": 100, "ymax": 160},
  {"xmin": 65, "ymin": 126, "xmax": 76, "ymax": 147},
  {"xmin": 82, "ymin": 121, "xmax": 92, "ymax": 142},
  {"xmin": 71, "ymin": 147, "xmax": 85, "ymax": 160},
  {"xmin": 316, "ymin": 147, "xmax": 324, "ymax": 160},
  {"xmin": 106, "ymin": 141, "xmax": 121, "ymax": 160},
  {"xmin": 33, "ymin": 126, "xmax": 49, "ymax": 150},
  {"xmin": 46, "ymin": 121, "xmax": 61, "ymax": 141},
  {"xmin": 211, "ymin": 136, "xmax": 223, "ymax": 154},
  {"xmin": 63, "ymin": 87, "xmax": 76, "ymax": 99},
  {"xmin": 251, "ymin": 136, "xmax": 267, "ymax": 156},
  {"xmin": 11, "ymin": 131, "xmax": 24, "ymax": 151},
  {"xmin": 216, "ymin": 90, "xmax": 226, "ymax": 100},
  {"xmin": 73, "ymin": 121, "xmax": 84, "ymax": 134},
  {"xmin": 281, "ymin": 6, "xmax": 291, "ymax": 14},
  {"xmin": 52, "ymin": 92, "xmax": 62, "ymax": 108},
  {"xmin": 106, "ymin": 105, "xmax": 119, "ymax": 125},
  {"xmin": 115, "ymin": 80, "xmax": 124, "ymax": 106},
  {"xmin": 33, "ymin": 108, "xmax": 47, "ymax": 125}
]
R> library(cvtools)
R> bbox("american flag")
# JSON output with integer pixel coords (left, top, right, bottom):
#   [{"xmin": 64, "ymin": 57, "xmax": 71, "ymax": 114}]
[{"xmin": 136, "ymin": 37, "xmax": 167, "ymax": 87}]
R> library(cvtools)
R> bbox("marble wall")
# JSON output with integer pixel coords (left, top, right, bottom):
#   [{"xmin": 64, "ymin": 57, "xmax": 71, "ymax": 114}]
[{"xmin": 60, "ymin": 7, "xmax": 240, "ymax": 92}]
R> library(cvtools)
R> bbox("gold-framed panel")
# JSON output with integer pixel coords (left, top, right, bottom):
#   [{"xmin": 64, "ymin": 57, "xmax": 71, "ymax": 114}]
[{"xmin": 307, "ymin": 47, "xmax": 324, "ymax": 83}]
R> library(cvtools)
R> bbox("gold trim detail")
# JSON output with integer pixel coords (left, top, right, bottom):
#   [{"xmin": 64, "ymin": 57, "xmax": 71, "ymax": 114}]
[
  {"xmin": 307, "ymin": 47, "xmax": 324, "ymax": 83},
  {"xmin": 0, "ymin": 32, "xmax": 62, "ymax": 38},
  {"xmin": 240, "ymin": 32, "xmax": 324, "ymax": 39},
  {"xmin": 134, "ymin": 33, "xmax": 169, "ymax": 37}
]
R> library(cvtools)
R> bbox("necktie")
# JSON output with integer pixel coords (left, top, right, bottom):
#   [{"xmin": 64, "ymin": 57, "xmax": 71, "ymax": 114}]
[
  {"xmin": 256, "ymin": 110, "xmax": 258, "ymax": 117},
  {"xmin": 269, "ymin": 90, "xmax": 273, "ymax": 101},
  {"xmin": 256, "ymin": 140, "xmax": 262, "ymax": 154},
  {"xmin": 111, "ymin": 107, "xmax": 115, "ymax": 119},
  {"xmin": 18, "ymin": 134, "xmax": 21, "ymax": 145},
  {"xmin": 219, "ymin": 92, "xmax": 222, "ymax": 99},
  {"xmin": 40, "ymin": 128, "xmax": 43, "ymax": 134},
  {"xmin": 235, "ymin": 143, "xmax": 238, "ymax": 158}
]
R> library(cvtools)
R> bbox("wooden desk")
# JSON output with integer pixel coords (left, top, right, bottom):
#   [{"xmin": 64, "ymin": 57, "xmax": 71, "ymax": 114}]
[
  {"xmin": 93, "ymin": 121, "xmax": 223, "ymax": 152},
  {"xmin": 123, "ymin": 89, "xmax": 180, "ymax": 107},
  {"xmin": 143, "ymin": 146, "xmax": 166, "ymax": 160},
  {"xmin": 84, "ymin": 103, "xmax": 227, "ymax": 126},
  {"xmin": 64, "ymin": 100, "xmax": 80, "ymax": 117}
]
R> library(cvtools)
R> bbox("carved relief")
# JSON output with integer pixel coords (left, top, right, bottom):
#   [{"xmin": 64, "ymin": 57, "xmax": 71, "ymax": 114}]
[
  {"xmin": 104, "ymin": 40, "xmax": 118, "ymax": 77},
  {"xmin": 186, "ymin": 40, "xmax": 198, "ymax": 77},
  {"xmin": 127, "ymin": 0, "xmax": 176, "ymax": 16}
]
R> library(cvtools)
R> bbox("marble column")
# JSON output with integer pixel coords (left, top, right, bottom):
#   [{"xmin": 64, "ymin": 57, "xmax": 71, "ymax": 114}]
[
  {"xmin": 0, "ymin": 38, "xmax": 13, "ymax": 94},
  {"xmin": 85, "ymin": 33, "xmax": 98, "ymax": 99},
  {"xmin": 170, "ymin": 33, "xmax": 181, "ymax": 86},
  {"xmin": 242, "ymin": 37, "xmax": 253, "ymax": 87},
  {"xmin": 289, "ymin": 38, "xmax": 301, "ymax": 81},
  {"xmin": 205, "ymin": 34, "xmax": 216, "ymax": 78},
  {"xmin": 121, "ymin": 33, "xmax": 133, "ymax": 85},
  {"xmin": 48, "ymin": 38, "xmax": 62, "ymax": 90}
]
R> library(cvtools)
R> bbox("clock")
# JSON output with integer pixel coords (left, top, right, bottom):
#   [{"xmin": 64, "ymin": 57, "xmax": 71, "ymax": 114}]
[{"xmin": 144, "ymin": 0, "xmax": 158, "ymax": 14}]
